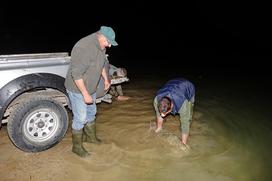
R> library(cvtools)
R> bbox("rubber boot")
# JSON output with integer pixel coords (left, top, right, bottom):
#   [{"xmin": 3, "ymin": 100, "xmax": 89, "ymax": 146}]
[
  {"xmin": 72, "ymin": 129, "xmax": 90, "ymax": 157},
  {"xmin": 83, "ymin": 122, "xmax": 102, "ymax": 144}
]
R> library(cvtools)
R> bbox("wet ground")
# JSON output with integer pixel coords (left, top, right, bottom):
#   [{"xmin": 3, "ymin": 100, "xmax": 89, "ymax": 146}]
[{"xmin": 0, "ymin": 66, "xmax": 272, "ymax": 181}]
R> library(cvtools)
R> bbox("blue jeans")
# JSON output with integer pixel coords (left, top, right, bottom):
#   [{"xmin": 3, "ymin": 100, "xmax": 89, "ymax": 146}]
[{"xmin": 67, "ymin": 90, "xmax": 97, "ymax": 130}]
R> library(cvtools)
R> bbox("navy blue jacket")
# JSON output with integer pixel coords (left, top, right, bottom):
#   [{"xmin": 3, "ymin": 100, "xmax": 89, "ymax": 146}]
[{"xmin": 156, "ymin": 78, "xmax": 195, "ymax": 114}]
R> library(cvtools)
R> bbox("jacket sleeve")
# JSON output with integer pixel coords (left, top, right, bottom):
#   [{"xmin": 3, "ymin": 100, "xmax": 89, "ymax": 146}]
[{"xmin": 153, "ymin": 96, "xmax": 161, "ymax": 118}]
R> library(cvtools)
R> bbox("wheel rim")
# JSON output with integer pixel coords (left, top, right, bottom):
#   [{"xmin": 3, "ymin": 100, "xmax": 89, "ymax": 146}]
[{"xmin": 23, "ymin": 108, "xmax": 59, "ymax": 143}]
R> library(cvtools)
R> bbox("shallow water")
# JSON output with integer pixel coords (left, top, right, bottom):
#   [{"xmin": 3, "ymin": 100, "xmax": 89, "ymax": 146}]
[{"xmin": 0, "ymin": 70, "xmax": 271, "ymax": 181}]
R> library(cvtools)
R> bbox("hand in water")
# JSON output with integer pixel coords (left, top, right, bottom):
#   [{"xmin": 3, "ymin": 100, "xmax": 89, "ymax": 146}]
[
  {"xmin": 180, "ymin": 143, "xmax": 190, "ymax": 152},
  {"xmin": 155, "ymin": 127, "xmax": 162, "ymax": 133}
]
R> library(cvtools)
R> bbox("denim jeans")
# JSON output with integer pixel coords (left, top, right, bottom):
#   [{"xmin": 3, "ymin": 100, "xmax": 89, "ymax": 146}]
[{"xmin": 67, "ymin": 90, "xmax": 97, "ymax": 130}]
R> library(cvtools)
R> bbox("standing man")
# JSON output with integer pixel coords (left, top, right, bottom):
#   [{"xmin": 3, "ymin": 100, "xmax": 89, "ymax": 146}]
[
  {"xmin": 153, "ymin": 78, "xmax": 195, "ymax": 150},
  {"xmin": 65, "ymin": 26, "xmax": 118, "ymax": 157}
]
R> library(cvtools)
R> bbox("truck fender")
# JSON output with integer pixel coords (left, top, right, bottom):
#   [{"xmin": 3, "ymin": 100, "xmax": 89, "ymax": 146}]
[{"xmin": 0, "ymin": 73, "xmax": 67, "ymax": 122}]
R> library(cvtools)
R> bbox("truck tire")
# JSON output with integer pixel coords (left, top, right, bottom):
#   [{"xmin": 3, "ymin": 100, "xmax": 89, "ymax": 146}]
[{"xmin": 7, "ymin": 97, "xmax": 68, "ymax": 152}]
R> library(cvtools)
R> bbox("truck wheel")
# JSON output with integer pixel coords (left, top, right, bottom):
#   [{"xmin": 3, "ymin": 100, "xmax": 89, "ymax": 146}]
[{"xmin": 7, "ymin": 97, "xmax": 68, "ymax": 152}]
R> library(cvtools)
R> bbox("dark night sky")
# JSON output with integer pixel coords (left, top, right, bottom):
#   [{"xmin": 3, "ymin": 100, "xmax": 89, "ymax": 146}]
[{"xmin": 1, "ymin": 1, "xmax": 271, "ymax": 73}]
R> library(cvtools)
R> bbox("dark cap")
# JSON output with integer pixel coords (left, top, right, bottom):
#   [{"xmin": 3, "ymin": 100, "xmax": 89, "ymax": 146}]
[{"xmin": 99, "ymin": 26, "xmax": 118, "ymax": 46}]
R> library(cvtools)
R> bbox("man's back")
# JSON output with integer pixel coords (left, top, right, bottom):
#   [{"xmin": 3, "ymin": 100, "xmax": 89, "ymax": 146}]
[{"xmin": 157, "ymin": 78, "xmax": 195, "ymax": 113}]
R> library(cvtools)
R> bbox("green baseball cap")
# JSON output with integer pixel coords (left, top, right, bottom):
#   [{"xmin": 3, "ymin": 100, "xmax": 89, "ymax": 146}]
[{"xmin": 99, "ymin": 26, "xmax": 118, "ymax": 46}]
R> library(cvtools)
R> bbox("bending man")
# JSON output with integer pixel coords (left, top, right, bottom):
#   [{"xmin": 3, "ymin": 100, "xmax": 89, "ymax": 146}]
[{"xmin": 153, "ymin": 78, "xmax": 195, "ymax": 148}]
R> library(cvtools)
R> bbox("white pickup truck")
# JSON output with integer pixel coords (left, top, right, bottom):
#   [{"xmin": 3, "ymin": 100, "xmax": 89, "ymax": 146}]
[{"xmin": 0, "ymin": 52, "xmax": 128, "ymax": 152}]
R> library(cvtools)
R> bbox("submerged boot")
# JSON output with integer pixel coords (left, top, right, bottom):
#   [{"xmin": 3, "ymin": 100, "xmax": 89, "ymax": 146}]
[
  {"xmin": 72, "ymin": 129, "xmax": 90, "ymax": 157},
  {"xmin": 83, "ymin": 122, "xmax": 102, "ymax": 144}
]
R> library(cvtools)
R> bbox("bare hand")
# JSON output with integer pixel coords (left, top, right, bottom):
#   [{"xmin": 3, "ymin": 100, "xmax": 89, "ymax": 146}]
[
  {"xmin": 104, "ymin": 80, "xmax": 111, "ymax": 91},
  {"xmin": 155, "ymin": 118, "xmax": 163, "ymax": 133},
  {"xmin": 180, "ymin": 142, "xmax": 190, "ymax": 152},
  {"xmin": 83, "ymin": 93, "xmax": 93, "ymax": 104},
  {"xmin": 155, "ymin": 127, "xmax": 162, "ymax": 133}
]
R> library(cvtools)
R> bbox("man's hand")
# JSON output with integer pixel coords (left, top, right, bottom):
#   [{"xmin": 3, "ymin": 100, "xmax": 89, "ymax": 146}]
[
  {"xmin": 102, "ymin": 66, "xmax": 111, "ymax": 90},
  {"xmin": 180, "ymin": 142, "xmax": 190, "ymax": 152},
  {"xmin": 104, "ymin": 80, "xmax": 111, "ymax": 91},
  {"xmin": 155, "ymin": 118, "xmax": 163, "ymax": 133},
  {"xmin": 155, "ymin": 127, "xmax": 162, "ymax": 133},
  {"xmin": 74, "ymin": 79, "xmax": 93, "ymax": 104},
  {"xmin": 83, "ymin": 93, "xmax": 93, "ymax": 104}
]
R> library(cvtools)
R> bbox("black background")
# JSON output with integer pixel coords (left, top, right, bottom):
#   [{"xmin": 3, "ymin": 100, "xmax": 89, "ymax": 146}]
[{"xmin": 1, "ymin": 1, "xmax": 271, "ymax": 76}]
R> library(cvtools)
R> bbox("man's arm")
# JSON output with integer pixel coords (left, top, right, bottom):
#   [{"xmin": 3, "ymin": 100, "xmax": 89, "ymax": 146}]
[
  {"xmin": 102, "ymin": 66, "xmax": 111, "ymax": 91},
  {"xmin": 74, "ymin": 79, "xmax": 93, "ymax": 104},
  {"xmin": 153, "ymin": 97, "xmax": 164, "ymax": 132},
  {"xmin": 70, "ymin": 47, "xmax": 93, "ymax": 104}
]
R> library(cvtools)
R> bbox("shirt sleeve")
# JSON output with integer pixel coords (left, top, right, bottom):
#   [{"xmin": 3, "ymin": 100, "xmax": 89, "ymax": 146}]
[
  {"xmin": 153, "ymin": 96, "xmax": 163, "ymax": 120},
  {"xmin": 70, "ymin": 47, "xmax": 90, "ymax": 80}
]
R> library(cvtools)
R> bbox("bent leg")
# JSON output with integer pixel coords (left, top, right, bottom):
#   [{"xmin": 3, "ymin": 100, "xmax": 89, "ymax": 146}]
[{"xmin": 178, "ymin": 100, "xmax": 194, "ymax": 145}]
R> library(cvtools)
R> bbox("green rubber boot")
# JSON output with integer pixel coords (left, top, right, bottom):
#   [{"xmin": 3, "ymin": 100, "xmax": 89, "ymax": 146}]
[
  {"xmin": 72, "ymin": 129, "xmax": 90, "ymax": 157},
  {"xmin": 83, "ymin": 122, "xmax": 102, "ymax": 144}
]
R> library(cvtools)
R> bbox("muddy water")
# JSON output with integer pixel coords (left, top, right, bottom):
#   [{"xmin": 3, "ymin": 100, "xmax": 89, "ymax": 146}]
[{"xmin": 0, "ymin": 75, "xmax": 271, "ymax": 181}]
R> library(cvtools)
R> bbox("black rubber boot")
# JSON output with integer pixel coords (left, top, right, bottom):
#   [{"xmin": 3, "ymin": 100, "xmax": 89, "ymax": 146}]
[
  {"xmin": 83, "ymin": 122, "xmax": 102, "ymax": 144},
  {"xmin": 72, "ymin": 129, "xmax": 90, "ymax": 157}
]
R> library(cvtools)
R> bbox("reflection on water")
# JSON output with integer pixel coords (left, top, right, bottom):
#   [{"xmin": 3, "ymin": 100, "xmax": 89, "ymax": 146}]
[
  {"xmin": 0, "ymin": 70, "xmax": 271, "ymax": 181},
  {"xmin": 90, "ymin": 74, "xmax": 272, "ymax": 181}
]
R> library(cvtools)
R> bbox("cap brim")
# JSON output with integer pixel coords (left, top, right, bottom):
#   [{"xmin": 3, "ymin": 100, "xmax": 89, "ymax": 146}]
[{"xmin": 109, "ymin": 40, "xmax": 118, "ymax": 46}]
